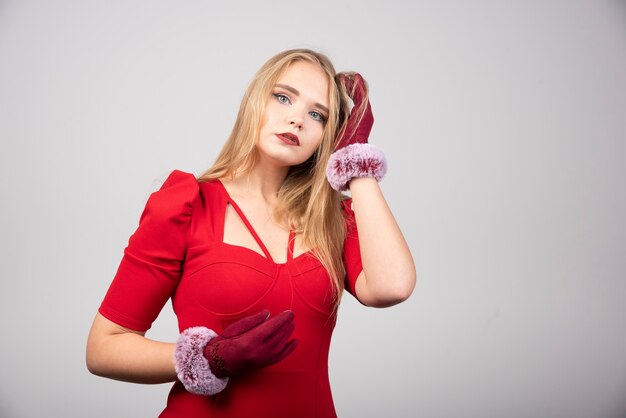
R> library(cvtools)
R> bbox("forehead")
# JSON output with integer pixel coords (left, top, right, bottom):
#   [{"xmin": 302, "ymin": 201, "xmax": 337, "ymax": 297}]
[{"xmin": 276, "ymin": 61, "xmax": 330, "ymax": 106}]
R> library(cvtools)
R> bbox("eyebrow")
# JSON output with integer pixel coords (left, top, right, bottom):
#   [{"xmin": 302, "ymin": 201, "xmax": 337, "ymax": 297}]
[{"xmin": 275, "ymin": 83, "xmax": 329, "ymax": 115}]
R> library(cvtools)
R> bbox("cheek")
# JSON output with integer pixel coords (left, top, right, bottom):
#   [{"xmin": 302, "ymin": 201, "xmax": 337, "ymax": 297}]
[
  {"xmin": 260, "ymin": 101, "xmax": 277, "ymax": 127},
  {"xmin": 306, "ymin": 128, "xmax": 325, "ymax": 155},
  {"xmin": 312, "ymin": 125, "xmax": 325, "ymax": 146},
  {"xmin": 260, "ymin": 111, "xmax": 270, "ymax": 127}
]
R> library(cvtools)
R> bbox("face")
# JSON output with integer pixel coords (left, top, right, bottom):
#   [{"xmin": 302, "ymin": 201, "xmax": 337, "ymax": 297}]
[{"xmin": 256, "ymin": 60, "xmax": 330, "ymax": 168}]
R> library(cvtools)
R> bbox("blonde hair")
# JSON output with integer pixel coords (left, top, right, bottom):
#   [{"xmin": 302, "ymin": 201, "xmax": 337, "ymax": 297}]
[{"xmin": 199, "ymin": 49, "xmax": 360, "ymax": 309}]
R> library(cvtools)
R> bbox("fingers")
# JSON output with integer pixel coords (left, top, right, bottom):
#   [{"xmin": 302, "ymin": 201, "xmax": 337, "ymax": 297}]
[
  {"xmin": 278, "ymin": 339, "xmax": 299, "ymax": 360},
  {"xmin": 219, "ymin": 310, "xmax": 299, "ymax": 373},
  {"xmin": 256, "ymin": 312, "xmax": 297, "ymax": 367},
  {"xmin": 244, "ymin": 310, "xmax": 296, "ymax": 360},
  {"xmin": 337, "ymin": 73, "xmax": 352, "ymax": 91},
  {"xmin": 265, "ymin": 338, "xmax": 299, "ymax": 367},
  {"xmin": 257, "ymin": 335, "xmax": 299, "ymax": 369},
  {"xmin": 255, "ymin": 310, "xmax": 295, "ymax": 341},
  {"xmin": 337, "ymin": 72, "xmax": 368, "ymax": 105},
  {"xmin": 350, "ymin": 74, "xmax": 367, "ymax": 105},
  {"xmin": 221, "ymin": 309, "xmax": 270, "ymax": 338},
  {"xmin": 262, "ymin": 314, "xmax": 295, "ymax": 347}
]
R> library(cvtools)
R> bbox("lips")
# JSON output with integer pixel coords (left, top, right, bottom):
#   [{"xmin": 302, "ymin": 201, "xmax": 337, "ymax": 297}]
[{"xmin": 276, "ymin": 133, "xmax": 300, "ymax": 146}]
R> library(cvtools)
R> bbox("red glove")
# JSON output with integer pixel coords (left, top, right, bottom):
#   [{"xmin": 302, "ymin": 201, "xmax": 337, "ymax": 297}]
[
  {"xmin": 326, "ymin": 73, "xmax": 387, "ymax": 191},
  {"xmin": 204, "ymin": 309, "xmax": 298, "ymax": 378},
  {"xmin": 335, "ymin": 73, "xmax": 374, "ymax": 150},
  {"xmin": 174, "ymin": 310, "xmax": 298, "ymax": 395}
]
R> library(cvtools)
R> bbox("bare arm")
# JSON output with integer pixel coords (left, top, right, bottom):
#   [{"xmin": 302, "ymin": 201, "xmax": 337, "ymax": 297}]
[
  {"xmin": 86, "ymin": 312, "xmax": 177, "ymax": 384},
  {"xmin": 349, "ymin": 177, "xmax": 416, "ymax": 308}
]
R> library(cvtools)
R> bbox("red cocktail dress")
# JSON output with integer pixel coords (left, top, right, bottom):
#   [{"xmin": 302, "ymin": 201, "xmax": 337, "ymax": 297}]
[{"xmin": 99, "ymin": 170, "xmax": 363, "ymax": 417}]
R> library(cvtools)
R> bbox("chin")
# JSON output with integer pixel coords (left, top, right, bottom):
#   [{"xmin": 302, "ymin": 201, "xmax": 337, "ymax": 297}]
[{"xmin": 259, "ymin": 147, "xmax": 314, "ymax": 168}]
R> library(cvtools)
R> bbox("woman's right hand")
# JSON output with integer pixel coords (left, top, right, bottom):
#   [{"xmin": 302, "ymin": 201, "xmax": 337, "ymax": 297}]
[{"xmin": 204, "ymin": 310, "xmax": 298, "ymax": 378}]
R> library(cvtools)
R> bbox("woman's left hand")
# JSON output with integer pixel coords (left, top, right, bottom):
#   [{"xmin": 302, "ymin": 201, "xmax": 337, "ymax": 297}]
[
  {"xmin": 335, "ymin": 73, "xmax": 374, "ymax": 150},
  {"xmin": 326, "ymin": 72, "xmax": 386, "ymax": 192}
]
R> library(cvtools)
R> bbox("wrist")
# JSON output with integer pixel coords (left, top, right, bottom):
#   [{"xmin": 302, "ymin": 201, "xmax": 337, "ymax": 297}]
[
  {"xmin": 174, "ymin": 327, "xmax": 229, "ymax": 395},
  {"xmin": 326, "ymin": 143, "xmax": 387, "ymax": 191},
  {"xmin": 205, "ymin": 339, "xmax": 230, "ymax": 378},
  {"xmin": 347, "ymin": 176, "xmax": 378, "ymax": 189}
]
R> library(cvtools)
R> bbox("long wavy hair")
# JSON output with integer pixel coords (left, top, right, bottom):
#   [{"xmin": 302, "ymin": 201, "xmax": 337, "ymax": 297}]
[{"xmin": 199, "ymin": 49, "xmax": 367, "ymax": 309}]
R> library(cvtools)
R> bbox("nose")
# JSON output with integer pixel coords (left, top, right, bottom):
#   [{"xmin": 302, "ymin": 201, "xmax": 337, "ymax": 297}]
[{"xmin": 288, "ymin": 109, "xmax": 304, "ymax": 129}]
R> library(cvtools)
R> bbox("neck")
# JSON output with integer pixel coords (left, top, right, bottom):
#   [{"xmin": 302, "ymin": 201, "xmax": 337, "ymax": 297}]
[{"xmin": 230, "ymin": 159, "xmax": 289, "ymax": 204}]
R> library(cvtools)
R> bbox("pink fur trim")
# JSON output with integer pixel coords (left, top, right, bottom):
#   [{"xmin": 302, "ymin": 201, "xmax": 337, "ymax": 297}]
[
  {"xmin": 174, "ymin": 327, "xmax": 229, "ymax": 395},
  {"xmin": 326, "ymin": 143, "xmax": 388, "ymax": 191}
]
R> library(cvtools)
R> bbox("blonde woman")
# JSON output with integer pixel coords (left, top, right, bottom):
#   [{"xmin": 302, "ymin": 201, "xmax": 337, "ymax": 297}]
[{"xmin": 86, "ymin": 48, "xmax": 415, "ymax": 417}]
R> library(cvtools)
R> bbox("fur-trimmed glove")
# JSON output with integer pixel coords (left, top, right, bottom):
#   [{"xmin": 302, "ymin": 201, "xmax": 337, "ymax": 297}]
[
  {"xmin": 326, "ymin": 73, "xmax": 387, "ymax": 191},
  {"xmin": 174, "ymin": 310, "xmax": 298, "ymax": 395}
]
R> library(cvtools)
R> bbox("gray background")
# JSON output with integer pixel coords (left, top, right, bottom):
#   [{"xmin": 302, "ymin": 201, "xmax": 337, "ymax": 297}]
[{"xmin": 1, "ymin": 1, "xmax": 625, "ymax": 417}]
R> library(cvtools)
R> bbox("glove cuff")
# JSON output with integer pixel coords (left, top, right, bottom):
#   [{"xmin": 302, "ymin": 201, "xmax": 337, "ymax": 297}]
[
  {"xmin": 174, "ymin": 327, "xmax": 229, "ymax": 395},
  {"xmin": 326, "ymin": 143, "xmax": 387, "ymax": 191}
]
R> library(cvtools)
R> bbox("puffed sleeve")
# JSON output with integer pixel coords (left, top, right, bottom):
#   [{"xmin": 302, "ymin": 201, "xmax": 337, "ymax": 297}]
[
  {"xmin": 98, "ymin": 170, "xmax": 199, "ymax": 332},
  {"xmin": 341, "ymin": 198, "xmax": 364, "ymax": 301}
]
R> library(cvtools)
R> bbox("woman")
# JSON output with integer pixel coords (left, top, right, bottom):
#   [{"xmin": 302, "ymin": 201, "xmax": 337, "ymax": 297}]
[{"xmin": 86, "ymin": 48, "xmax": 415, "ymax": 417}]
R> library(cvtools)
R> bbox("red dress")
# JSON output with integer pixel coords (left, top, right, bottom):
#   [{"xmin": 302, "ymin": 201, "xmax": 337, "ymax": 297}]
[{"xmin": 99, "ymin": 170, "xmax": 363, "ymax": 417}]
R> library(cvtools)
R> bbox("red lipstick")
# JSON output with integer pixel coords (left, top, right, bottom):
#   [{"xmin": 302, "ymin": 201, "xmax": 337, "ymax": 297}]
[{"xmin": 276, "ymin": 133, "xmax": 300, "ymax": 146}]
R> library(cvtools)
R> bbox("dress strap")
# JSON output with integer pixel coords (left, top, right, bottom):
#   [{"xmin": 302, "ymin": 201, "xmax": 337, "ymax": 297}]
[
  {"xmin": 287, "ymin": 230, "xmax": 296, "ymax": 261},
  {"xmin": 226, "ymin": 198, "xmax": 274, "ymax": 262}
]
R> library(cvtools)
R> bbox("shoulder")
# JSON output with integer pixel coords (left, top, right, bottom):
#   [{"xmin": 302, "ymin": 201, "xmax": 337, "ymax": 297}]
[
  {"xmin": 152, "ymin": 170, "xmax": 227, "ymax": 213},
  {"xmin": 141, "ymin": 170, "xmax": 200, "ymax": 223},
  {"xmin": 125, "ymin": 170, "xmax": 202, "ymax": 259},
  {"xmin": 158, "ymin": 169, "xmax": 199, "ymax": 197}
]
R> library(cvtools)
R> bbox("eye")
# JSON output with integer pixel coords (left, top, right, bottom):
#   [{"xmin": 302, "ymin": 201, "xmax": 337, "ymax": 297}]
[
  {"xmin": 273, "ymin": 93, "xmax": 291, "ymax": 104},
  {"xmin": 310, "ymin": 111, "xmax": 327, "ymax": 123}
]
